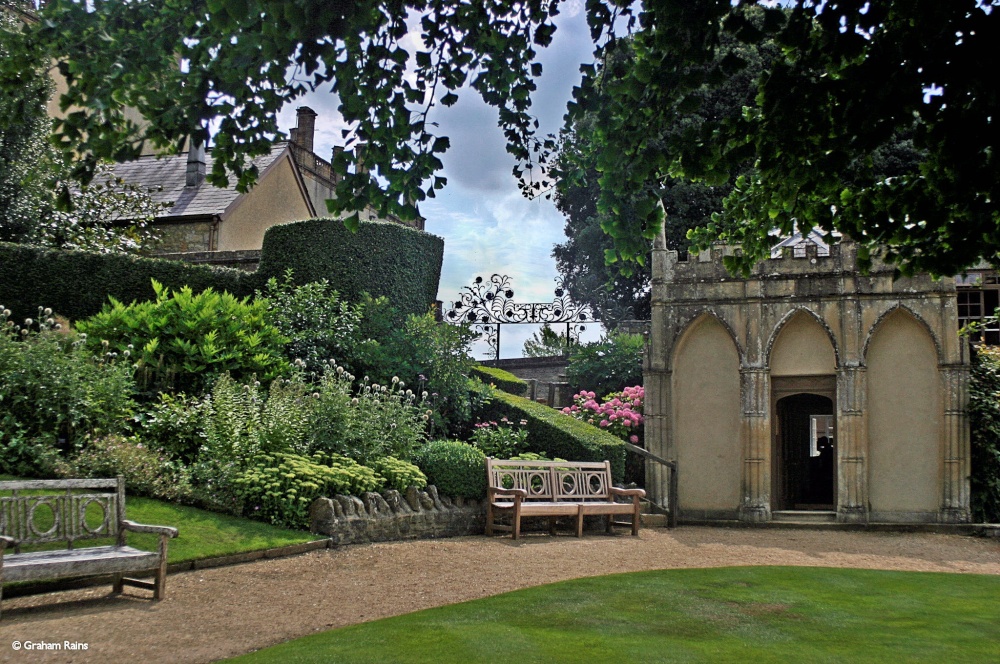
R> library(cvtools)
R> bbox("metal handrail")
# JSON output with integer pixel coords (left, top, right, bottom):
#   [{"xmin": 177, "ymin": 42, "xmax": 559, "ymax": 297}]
[{"xmin": 623, "ymin": 442, "xmax": 678, "ymax": 528}]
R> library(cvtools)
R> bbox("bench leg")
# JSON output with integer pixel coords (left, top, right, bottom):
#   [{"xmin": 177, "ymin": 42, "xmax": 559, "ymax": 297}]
[
  {"xmin": 512, "ymin": 515, "xmax": 521, "ymax": 540},
  {"xmin": 606, "ymin": 514, "xmax": 614, "ymax": 534},
  {"xmin": 632, "ymin": 500, "xmax": 641, "ymax": 536},
  {"xmin": 485, "ymin": 502, "xmax": 494, "ymax": 536},
  {"xmin": 154, "ymin": 534, "xmax": 169, "ymax": 600},
  {"xmin": 576, "ymin": 512, "xmax": 584, "ymax": 538},
  {"xmin": 112, "ymin": 573, "xmax": 124, "ymax": 594}
]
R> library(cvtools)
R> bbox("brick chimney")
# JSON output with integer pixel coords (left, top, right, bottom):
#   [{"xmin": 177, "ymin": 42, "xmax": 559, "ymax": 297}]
[
  {"xmin": 186, "ymin": 140, "xmax": 206, "ymax": 187},
  {"xmin": 294, "ymin": 106, "xmax": 317, "ymax": 153}
]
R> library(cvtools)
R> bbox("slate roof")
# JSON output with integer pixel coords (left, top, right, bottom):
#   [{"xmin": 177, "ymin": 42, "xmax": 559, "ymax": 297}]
[
  {"xmin": 110, "ymin": 143, "xmax": 289, "ymax": 220},
  {"xmin": 770, "ymin": 228, "xmax": 842, "ymax": 259}
]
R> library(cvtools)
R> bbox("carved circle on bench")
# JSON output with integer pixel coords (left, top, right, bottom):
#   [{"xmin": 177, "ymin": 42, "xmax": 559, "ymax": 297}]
[
  {"xmin": 587, "ymin": 473, "xmax": 606, "ymax": 495},
  {"xmin": 79, "ymin": 498, "xmax": 111, "ymax": 535},
  {"xmin": 28, "ymin": 498, "xmax": 61, "ymax": 538},
  {"xmin": 561, "ymin": 473, "xmax": 578, "ymax": 496}
]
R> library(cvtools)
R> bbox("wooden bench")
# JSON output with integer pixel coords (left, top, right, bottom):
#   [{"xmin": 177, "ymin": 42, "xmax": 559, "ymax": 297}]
[
  {"xmin": 485, "ymin": 459, "xmax": 646, "ymax": 539},
  {"xmin": 0, "ymin": 477, "xmax": 178, "ymax": 618}
]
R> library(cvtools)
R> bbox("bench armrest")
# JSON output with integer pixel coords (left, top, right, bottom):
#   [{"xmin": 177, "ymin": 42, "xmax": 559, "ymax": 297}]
[
  {"xmin": 122, "ymin": 520, "xmax": 179, "ymax": 538},
  {"xmin": 610, "ymin": 487, "xmax": 647, "ymax": 499},
  {"xmin": 488, "ymin": 486, "xmax": 527, "ymax": 499},
  {"xmin": 0, "ymin": 534, "xmax": 14, "ymax": 550}
]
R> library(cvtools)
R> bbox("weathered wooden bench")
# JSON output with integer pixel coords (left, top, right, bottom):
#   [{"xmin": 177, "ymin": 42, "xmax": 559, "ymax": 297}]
[
  {"xmin": 485, "ymin": 459, "xmax": 646, "ymax": 539},
  {"xmin": 0, "ymin": 477, "xmax": 178, "ymax": 618}
]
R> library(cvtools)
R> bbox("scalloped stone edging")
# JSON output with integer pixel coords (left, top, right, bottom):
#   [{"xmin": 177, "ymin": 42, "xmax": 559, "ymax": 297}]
[{"xmin": 308, "ymin": 485, "xmax": 485, "ymax": 546}]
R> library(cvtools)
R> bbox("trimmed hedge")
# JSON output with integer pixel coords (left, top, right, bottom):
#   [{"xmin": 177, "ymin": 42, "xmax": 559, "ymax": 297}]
[
  {"xmin": 0, "ymin": 218, "xmax": 444, "ymax": 323},
  {"xmin": 256, "ymin": 218, "xmax": 444, "ymax": 316},
  {"xmin": 413, "ymin": 440, "xmax": 487, "ymax": 499},
  {"xmin": 474, "ymin": 388, "xmax": 626, "ymax": 483},
  {"xmin": 470, "ymin": 365, "xmax": 528, "ymax": 397},
  {"xmin": 0, "ymin": 242, "xmax": 247, "ymax": 323}
]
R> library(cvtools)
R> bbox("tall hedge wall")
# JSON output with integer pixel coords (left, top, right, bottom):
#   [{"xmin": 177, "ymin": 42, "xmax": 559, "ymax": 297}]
[
  {"xmin": 0, "ymin": 242, "xmax": 247, "ymax": 323},
  {"xmin": 256, "ymin": 219, "xmax": 444, "ymax": 316},
  {"xmin": 474, "ymin": 388, "xmax": 626, "ymax": 483},
  {"xmin": 470, "ymin": 365, "xmax": 528, "ymax": 397},
  {"xmin": 0, "ymin": 219, "xmax": 444, "ymax": 323}
]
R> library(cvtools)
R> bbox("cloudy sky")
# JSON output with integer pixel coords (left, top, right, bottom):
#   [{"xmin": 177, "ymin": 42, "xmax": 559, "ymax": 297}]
[{"xmin": 275, "ymin": 3, "xmax": 604, "ymax": 359}]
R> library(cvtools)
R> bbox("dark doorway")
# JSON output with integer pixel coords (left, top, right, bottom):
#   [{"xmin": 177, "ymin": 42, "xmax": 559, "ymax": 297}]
[{"xmin": 774, "ymin": 393, "xmax": 835, "ymax": 510}]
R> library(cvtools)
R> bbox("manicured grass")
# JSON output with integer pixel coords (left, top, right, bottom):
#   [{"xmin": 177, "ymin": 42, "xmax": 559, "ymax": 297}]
[
  {"xmin": 122, "ymin": 497, "xmax": 318, "ymax": 564},
  {"xmin": 0, "ymin": 475, "xmax": 316, "ymax": 564},
  {"xmin": 227, "ymin": 566, "xmax": 1000, "ymax": 663}
]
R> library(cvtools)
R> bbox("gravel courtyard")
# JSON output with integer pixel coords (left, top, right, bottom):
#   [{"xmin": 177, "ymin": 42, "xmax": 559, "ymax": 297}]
[{"xmin": 1, "ymin": 527, "xmax": 998, "ymax": 663}]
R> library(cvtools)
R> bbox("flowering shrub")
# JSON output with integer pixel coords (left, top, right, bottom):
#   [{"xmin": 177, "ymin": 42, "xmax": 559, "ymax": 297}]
[
  {"xmin": 232, "ymin": 452, "xmax": 383, "ymax": 528},
  {"xmin": 371, "ymin": 456, "xmax": 428, "ymax": 492},
  {"xmin": 562, "ymin": 385, "xmax": 644, "ymax": 443},
  {"xmin": 0, "ymin": 306, "xmax": 135, "ymax": 476},
  {"xmin": 65, "ymin": 434, "xmax": 193, "ymax": 502},
  {"xmin": 308, "ymin": 366, "xmax": 429, "ymax": 464},
  {"xmin": 470, "ymin": 417, "xmax": 529, "ymax": 458},
  {"xmin": 131, "ymin": 392, "xmax": 208, "ymax": 462}
]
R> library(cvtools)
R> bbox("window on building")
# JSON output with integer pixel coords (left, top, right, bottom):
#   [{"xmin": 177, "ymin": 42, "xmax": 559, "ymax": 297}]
[{"xmin": 956, "ymin": 273, "xmax": 1000, "ymax": 345}]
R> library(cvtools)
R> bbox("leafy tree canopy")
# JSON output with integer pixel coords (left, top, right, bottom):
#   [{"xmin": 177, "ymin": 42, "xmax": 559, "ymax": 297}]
[
  {"xmin": 1, "ymin": 9, "xmax": 165, "ymax": 252},
  {"xmin": 7, "ymin": 0, "xmax": 999, "ymax": 273}
]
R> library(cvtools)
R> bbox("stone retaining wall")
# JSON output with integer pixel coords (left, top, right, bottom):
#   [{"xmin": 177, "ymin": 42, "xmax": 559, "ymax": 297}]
[{"xmin": 309, "ymin": 485, "xmax": 485, "ymax": 545}]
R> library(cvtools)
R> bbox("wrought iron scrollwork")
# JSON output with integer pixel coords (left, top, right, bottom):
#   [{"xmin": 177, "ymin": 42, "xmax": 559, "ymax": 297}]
[{"xmin": 444, "ymin": 274, "xmax": 594, "ymax": 360}]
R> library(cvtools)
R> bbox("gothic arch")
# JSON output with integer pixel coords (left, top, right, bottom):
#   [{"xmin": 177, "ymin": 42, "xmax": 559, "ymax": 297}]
[
  {"xmin": 765, "ymin": 307, "xmax": 841, "ymax": 371},
  {"xmin": 670, "ymin": 310, "xmax": 743, "ymax": 369},
  {"xmin": 863, "ymin": 304, "xmax": 943, "ymax": 365}
]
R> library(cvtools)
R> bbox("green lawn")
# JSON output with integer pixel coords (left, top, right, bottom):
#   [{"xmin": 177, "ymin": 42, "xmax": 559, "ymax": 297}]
[
  {"xmin": 0, "ymin": 475, "xmax": 317, "ymax": 564},
  {"xmin": 227, "ymin": 566, "xmax": 1000, "ymax": 663}
]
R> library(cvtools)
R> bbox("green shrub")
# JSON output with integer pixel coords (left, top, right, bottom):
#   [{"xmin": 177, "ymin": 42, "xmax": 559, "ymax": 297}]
[
  {"xmin": 371, "ymin": 456, "xmax": 428, "ymax": 492},
  {"xmin": 258, "ymin": 269, "xmax": 363, "ymax": 374},
  {"xmin": 233, "ymin": 452, "xmax": 383, "ymax": 529},
  {"xmin": 130, "ymin": 392, "xmax": 208, "ymax": 462},
  {"xmin": 353, "ymin": 300, "xmax": 479, "ymax": 437},
  {"xmin": 473, "ymin": 387, "xmax": 626, "ymax": 483},
  {"xmin": 0, "ymin": 308, "xmax": 136, "ymax": 476},
  {"xmin": 470, "ymin": 416, "xmax": 529, "ymax": 458},
  {"xmin": 0, "ymin": 241, "xmax": 248, "ymax": 324},
  {"xmin": 970, "ymin": 346, "xmax": 1000, "ymax": 522},
  {"xmin": 76, "ymin": 280, "xmax": 290, "ymax": 394},
  {"xmin": 256, "ymin": 218, "xmax": 444, "ymax": 317},
  {"xmin": 567, "ymin": 332, "xmax": 644, "ymax": 398},
  {"xmin": 413, "ymin": 440, "xmax": 487, "ymax": 499},
  {"xmin": 63, "ymin": 434, "xmax": 193, "ymax": 502},
  {"xmin": 308, "ymin": 369, "xmax": 429, "ymax": 465},
  {"xmin": 470, "ymin": 365, "xmax": 528, "ymax": 396}
]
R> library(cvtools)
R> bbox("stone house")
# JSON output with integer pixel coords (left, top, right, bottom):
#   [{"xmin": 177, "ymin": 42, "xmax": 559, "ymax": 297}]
[
  {"xmin": 644, "ymin": 228, "xmax": 971, "ymax": 525},
  {"xmin": 109, "ymin": 107, "xmax": 423, "ymax": 269}
]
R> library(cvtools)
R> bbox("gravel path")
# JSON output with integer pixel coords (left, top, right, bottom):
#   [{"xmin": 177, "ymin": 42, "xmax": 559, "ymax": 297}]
[{"xmin": 2, "ymin": 527, "xmax": 998, "ymax": 663}]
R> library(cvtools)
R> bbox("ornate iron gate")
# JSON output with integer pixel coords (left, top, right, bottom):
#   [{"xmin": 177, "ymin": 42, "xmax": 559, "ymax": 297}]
[{"xmin": 444, "ymin": 274, "xmax": 594, "ymax": 360}]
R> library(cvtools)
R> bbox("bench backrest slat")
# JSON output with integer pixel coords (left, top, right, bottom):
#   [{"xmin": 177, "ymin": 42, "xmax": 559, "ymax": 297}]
[
  {"xmin": 0, "ymin": 478, "xmax": 124, "ymax": 549},
  {"xmin": 486, "ymin": 459, "xmax": 613, "ymax": 502}
]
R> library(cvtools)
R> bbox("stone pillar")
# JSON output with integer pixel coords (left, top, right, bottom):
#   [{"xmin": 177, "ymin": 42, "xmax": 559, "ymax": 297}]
[
  {"xmin": 940, "ymin": 364, "xmax": 971, "ymax": 522},
  {"xmin": 643, "ymin": 368, "xmax": 671, "ymax": 509},
  {"xmin": 836, "ymin": 365, "xmax": 868, "ymax": 523},
  {"xmin": 644, "ymin": 223, "xmax": 673, "ymax": 510},
  {"xmin": 739, "ymin": 367, "xmax": 771, "ymax": 522}
]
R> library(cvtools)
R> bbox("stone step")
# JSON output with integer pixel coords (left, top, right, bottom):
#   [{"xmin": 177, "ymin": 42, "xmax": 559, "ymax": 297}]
[
  {"xmin": 640, "ymin": 512, "xmax": 669, "ymax": 528},
  {"xmin": 772, "ymin": 510, "xmax": 837, "ymax": 523}
]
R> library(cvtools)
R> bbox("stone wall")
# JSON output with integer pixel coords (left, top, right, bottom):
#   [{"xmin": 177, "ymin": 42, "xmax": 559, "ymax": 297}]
[
  {"xmin": 155, "ymin": 249, "xmax": 262, "ymax": 272},
  {"xmin": 155, "ymin": 221, "xmax": 214, "ymax": 253},
  {"xmin": 483, "ymin": 356, "xmax": 570, "ymax": 405},
  {"xmin": 309, "ymin": 485, "xmax": 485, "ymax": 545}
]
